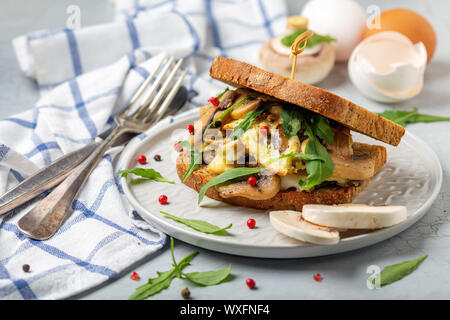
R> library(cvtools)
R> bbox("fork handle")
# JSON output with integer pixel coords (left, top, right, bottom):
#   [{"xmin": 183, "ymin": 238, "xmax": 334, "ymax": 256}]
[{"xmin": 18, "ymin": 125, "xmax": 127, "ymax": 240}]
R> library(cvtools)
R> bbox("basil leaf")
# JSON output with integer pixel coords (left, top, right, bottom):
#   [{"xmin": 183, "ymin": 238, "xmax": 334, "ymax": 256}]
[
  {"xmin": 229, "ymin": 105, "xmax": 268, "ymax": 140},
  {"xmin": 129, "ymin": 241, "xmax": 198, "ymax": 300},
  {"xmin": 117, "ymin": 168, "xmax": 174, "ymax": 184},
  {"xmin": 281, "ymin": 107, "xmax": 304, "ymax": 137},
  {"xmin": 281, "ymin": 29, "xmax": 336, "ymax": 48},
  {"xmin": 310, "ymin": 115, "xmax": 334, "ymax": 145},
  {"xmin": 198, "ymin": 167, "xmax": 263, "ymax": 204},
  {"xmin": 374, "ymin": 254, "xmax": 428, "ymax": 287},
  {"xmin": 298, "ymin": 125, "xmax": 334, "ymax": 189},
  {"xmin": 378, "ymin": 107, "xmax": 450, "ymax": 126},
  {"xmin": 184, "ymin": 265, "xmax": 232, "ymax": 286},
  {"xmin": 178, "ymin": 140, "xmax": 202, "ymax": 183},
  {"xmin": 160, "ymin": 211, "xmax": 232, "ymax": 235},
  {"xmin": 205, "ymin": 96, "xmax": 254, "ymax": 134}
]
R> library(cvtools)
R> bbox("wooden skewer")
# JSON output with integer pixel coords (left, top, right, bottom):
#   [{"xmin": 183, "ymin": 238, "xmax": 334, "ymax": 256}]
[{"xmin": 290, "ymin": 30, "xmax": 314, "ymax": 80}]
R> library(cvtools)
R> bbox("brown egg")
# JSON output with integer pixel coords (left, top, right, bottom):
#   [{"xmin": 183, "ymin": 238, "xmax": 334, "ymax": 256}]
[{"xmin": 363, "ymin": 8, "xmax": 437, "ymax": 63}]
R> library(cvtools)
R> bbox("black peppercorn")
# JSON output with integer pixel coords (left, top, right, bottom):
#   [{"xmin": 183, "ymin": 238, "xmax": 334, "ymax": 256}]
[
  {"xmin": 181, "ymin": 287, "xmax": 190, "ymax": 299},
  {"xmin": 153, "ymin": 154, "xmax": 162, "ymax": 161},
  {"xmin": 22, "ymin": 264, "xmax": 30, "ymax": 273}
]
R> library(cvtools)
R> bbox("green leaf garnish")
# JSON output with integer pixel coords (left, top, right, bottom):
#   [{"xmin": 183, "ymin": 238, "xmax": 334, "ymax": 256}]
[
  {"xmin": 281, "ymin": 106, "xmax": 304, "ymax": 137},
  {"xmin": 229, "ymin": 104, "xmax": 269, "ymax": 140},
  {"xmin": 264, "ymin": 152, "xmax": 326, "ymax": 165},
  {"xmin": 204, "ymin": 95, "xmax": 255, "ymax": 134},
  {"xmin": 198, "ymin": 167, "xmax": 264, "ymax": 204},
  {"xmin": 378, "ymin": 107, "xmax": 450, "ymax": 126},
  {"xmin": 178, "ymin": 140, "xmax": 202, "ymax": 183},
  {"xmin": 281, "ymin": 29, "xmax": 336, "ymax": 48},
  {"xmin": 160, "ymin": 211, "xmax": 232, "ymax": 235},
  {"xmin": 310, "ymin": 115, "xmax": 334, "ymax": 145},
  {"xmin": 217, "ymin": 87, "xmax": 229, "ymax": 99},
  {"xmin": 298, "ymin": 124, "xmax": 334, "ymax": 190},
  {"xmin": 129, "ymin": 240, "xmax": 198, "ymax": 300},
  {"xmin": 117, "ymin": 168, "xmax": 174, "ymax": 184},
  {"xmin": 372, "ymin": 254, "xmax": 428, "ymax": 287},
  {"xmin": 129, "ymin": 238, "xmax": 232, "ymax": 299},
  {"xmin": 280, "ymin": 107, "xmax": 335, "ymax": 189},
  {"xmin": 184, "ymin": 265, "xmax": 232, "ymax": 286}
]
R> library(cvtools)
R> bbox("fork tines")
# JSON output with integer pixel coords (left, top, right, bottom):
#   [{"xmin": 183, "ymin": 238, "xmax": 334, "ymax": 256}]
[{"xmin": 121, "ymin": 54, "xmax": 187, "ymax": 124}]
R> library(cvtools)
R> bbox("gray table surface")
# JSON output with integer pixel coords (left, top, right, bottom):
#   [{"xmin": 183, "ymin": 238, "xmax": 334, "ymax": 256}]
[{"xmin": 1, "ymin": 0, "xmax": 449, "ymax": 300}]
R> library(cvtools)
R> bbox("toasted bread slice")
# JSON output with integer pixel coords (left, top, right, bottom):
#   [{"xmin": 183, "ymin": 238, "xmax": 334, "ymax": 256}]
[
  {"xmin": 176, "ymin": 143, "xmax": 386, "ymax": 211},
  {"xmin": 210, "ymin": 56, "xmax": 405, "ymax": 146}
]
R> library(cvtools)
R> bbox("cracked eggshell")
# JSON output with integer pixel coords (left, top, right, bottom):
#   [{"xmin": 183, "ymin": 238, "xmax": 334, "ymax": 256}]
[{"xmin": 348, "ymin": 31, "xmax": 427, "ymax": 103}]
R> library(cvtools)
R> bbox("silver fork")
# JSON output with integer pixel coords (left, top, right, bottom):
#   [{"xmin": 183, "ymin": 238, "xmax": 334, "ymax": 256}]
[{"xmin": 18, "ymin": 55, "xmax": 187, "ymax": 240}]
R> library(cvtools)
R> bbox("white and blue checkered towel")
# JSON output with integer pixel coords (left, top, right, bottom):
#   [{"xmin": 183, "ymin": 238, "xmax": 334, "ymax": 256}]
[{"xmin": 0, "ymin": 0, "xmax": 287, "ymax": 299}]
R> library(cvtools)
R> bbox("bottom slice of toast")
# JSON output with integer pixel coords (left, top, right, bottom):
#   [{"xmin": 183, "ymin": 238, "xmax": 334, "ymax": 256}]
[{"xmin": 176, "ymin": 142, "xmax": 386, "ymax": 211}]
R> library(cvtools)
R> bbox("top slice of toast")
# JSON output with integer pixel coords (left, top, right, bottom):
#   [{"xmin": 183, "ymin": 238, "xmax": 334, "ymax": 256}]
[{"xmin": 209, "ymin": 56, "xmax": 405, "ymax": 146}]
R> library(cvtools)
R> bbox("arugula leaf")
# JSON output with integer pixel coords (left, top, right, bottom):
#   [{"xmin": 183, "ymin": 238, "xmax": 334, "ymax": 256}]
[
  {"xmin": 129, "ymin": 242, "xmax": 198, "ymax": 300},
  {"xmin": 184, "ymin": 265, "xmax": 232, "ymax": 286},
  {"xmin": 378, "ymin": 107, "xmax": 450, "ymax": 126},
  {"xmin": 281, "ymin": 107, "xmax": 304, "ymax": 137},
  {"xmin": 217, "ymin": 87, "xmax": 229, "ymax": 99},
  {"xmin": 264, "ymin": 152, "xmax": 326, "ymax": 165},
  {"xmin": 204, "ymin": 96, "xmax": 255, "ymax": 134},
  {"xmin": 310, "ymin": 115, "xmax": 334, "ymax": 145},
  {"xmin": 298, "ymin": 125, "xmax": 334, "ymax": 190},
  {"xmin": 373, "ymin": 254, "xmax": 428, "ymax": 287},
  {"xmin": 129, "ymin": 238, "xmax": 233, "ymax": 300},
  {"xmin": 281, "ymin": 29, "xmax": 336, "ymax": 48},
  {"xmin": 160, "ymin": 211, "xmax": 232, "ymax": 235},
  {"xmin": 117, "ymin": 168, "xmax": 174, "ymax": 184},
  {"xmin": 229, "ymin": 105, "xmax": 268, "ymax": 140},
  {"xmin": 198, "ymin": 167, "xmax": 264, "ymax": 204},
  {"xmin": 178, "ymin": 140, "xmax": 202, "ymax": 183}
]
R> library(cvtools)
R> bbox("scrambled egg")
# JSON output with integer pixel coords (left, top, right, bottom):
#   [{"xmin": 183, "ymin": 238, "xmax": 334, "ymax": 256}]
[{"xmin": 208, "ymin": 119, "xmax": 303, "ymax": 176}]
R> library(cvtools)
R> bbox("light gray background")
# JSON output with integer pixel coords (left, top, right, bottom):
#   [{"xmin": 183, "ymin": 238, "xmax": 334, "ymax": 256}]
[{"xmin": 0, "ymin": 0, "xmax": 449, "ymax": 300}]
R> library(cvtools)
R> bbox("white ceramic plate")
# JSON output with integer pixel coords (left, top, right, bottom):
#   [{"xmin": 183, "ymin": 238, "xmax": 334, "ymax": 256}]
[{"xmin": 118, "ymin": 109, "xmax": 442, "ymax": 258}]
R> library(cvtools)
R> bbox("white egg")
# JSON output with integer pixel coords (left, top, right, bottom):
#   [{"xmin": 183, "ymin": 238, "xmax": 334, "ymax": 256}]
[
  {"xmin": 302, "ymin": 0, "xmax": 366, "ymax": 62},
  {"xmin": 348, "ymin": 31, "xmax": 427, "ymax": 103}
]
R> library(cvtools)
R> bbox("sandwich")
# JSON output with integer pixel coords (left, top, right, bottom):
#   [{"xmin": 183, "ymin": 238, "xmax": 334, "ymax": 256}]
[{"xmin": 176, "ymin": 56, "xmax": 405, "ymax": 211}]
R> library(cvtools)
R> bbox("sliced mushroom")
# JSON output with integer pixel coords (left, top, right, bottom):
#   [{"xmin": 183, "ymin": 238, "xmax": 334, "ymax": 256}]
[
  {"xmin": 218, "ymin": 89, "xmax": 237, "ymax": 110},
  {"xmin": 193, "ymin": 106, "xmax": 217, "ymax": 149},
  {"xmin": 331, "ymin": 147, "xmax": 380, "ymax": 180},
  {"xmin": 302, "ymin": 204, "xmax": 407, "ymax": 230},
  {"xmin": 231, "ymin": 98, "xmax": 262, "ymax": 119},
  {"xmin": 217, "ymin": 174, "xmax": 281, "ymax": 200},
  {"xmin": 275, "ymin": 124, "xmax": 289, "ymax": 153},
  {"xmin": 269, "ymin": 210, "xmax": 340, "ymax": 245},
  {"xmin": 326, "ymin": 126, "xmax": 353, "ymax": 158},
  {"xmin": 193, "ymin": 90, "xmax": 238, "ymax": 148}
]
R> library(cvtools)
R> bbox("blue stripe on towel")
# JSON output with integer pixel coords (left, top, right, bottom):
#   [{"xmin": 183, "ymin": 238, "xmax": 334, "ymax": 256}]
[
  {"xmin": 0, "ymin": 261, "xmax": 37, "ymax": 299},
  {"xmin": 125, "ymin": 19, "xmax": 141, "ymax": 50},
  {"xmin": 1, "ymin": 118, "xmax": 36, "ymax": 129},
  {"xmin": 64, "ymin": 29, "xmax": 83, "ymax": 76},
  {"xmin": 257, "ymin": 0, "xmax": 273, "ymax": 37},
  {"xmin": 69, "ymin": 79, "xmax": 98, "ymax": 138},
  {"xmin": 0, "ymin": 223, "xmax": 117, "ymax": 278}
]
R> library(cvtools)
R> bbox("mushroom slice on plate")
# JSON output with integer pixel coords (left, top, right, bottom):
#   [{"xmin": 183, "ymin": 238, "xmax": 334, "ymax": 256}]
[
  {"xmin": 302, "ymin": 204, "xmax": 407, "ymax": 229},
  {"xmin": 269, "ymin": 210, "xmax": 340, "ymax": 245}
]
